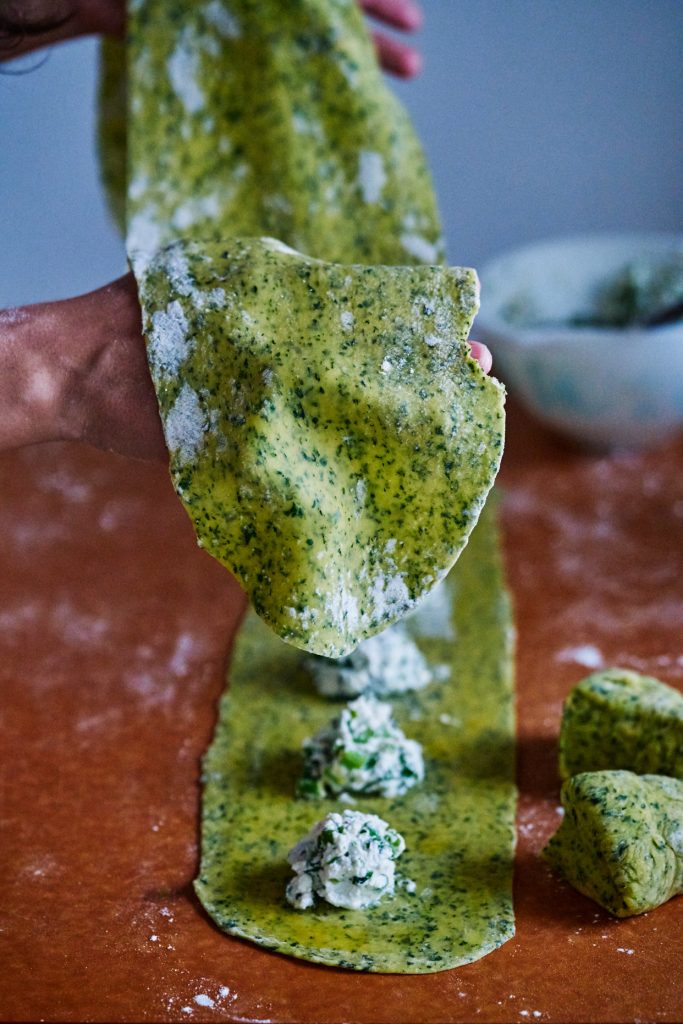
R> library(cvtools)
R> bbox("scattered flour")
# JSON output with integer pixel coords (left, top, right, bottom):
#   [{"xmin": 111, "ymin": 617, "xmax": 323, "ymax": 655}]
[
  {"xmin": 193, "ymin": 994, "xmax": 215, "ymax": 1008},
  {"xmin": 50, "ymin": 601, "xmax": 109, "ymax": 646},
  {"xmin": 168, "ymin": 631, "xmax": 197, "ymax": 676},
  {"xmin": 556, "ymin": 644, "xmax": 604, "ymax": 669},
  {"xmin": 37, "ymin": 468, "xmax": 92, "ymax": 503}
]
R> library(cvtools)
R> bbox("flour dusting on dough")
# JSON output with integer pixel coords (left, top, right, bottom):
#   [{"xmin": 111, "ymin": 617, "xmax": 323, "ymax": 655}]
[
  {"xmin": 168, "ymin": 26, "xmax": 205, "ymax": 115},
  {"xmin": 369, "ymin": 571, "xmax": 414, "ymax": 622},
  {"xmin": 358, "ymin": 151, "xmax": 387, "ymax": 205},
  {"xmin": 325, "ymin": 577, "xmax": 361, "ymax": 634},
  {"xmin": 127, "ymin": 207, "xmax": 164, "ymax": 267},
  {"xmin": 171, "ymin": 193, "xmax": 223, "ymax": 231},
  {"xmin": 401, "ymin": 233, "xmax": 439, "ymax": 264},
  {"xmin": 204, "ymin": 0, "xmax": 240, "ymax": 39},
  {"xmin": 148, "ymin": 300, "xmax": 191, "ymax": 376},
  {"xmin": 164, "ymin": 383, "xmax": 206, "ymax": 464}
]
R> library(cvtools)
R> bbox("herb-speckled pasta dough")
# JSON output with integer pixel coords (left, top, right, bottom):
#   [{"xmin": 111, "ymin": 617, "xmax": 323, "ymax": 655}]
[
  {"xmin": 559, "ymin": 669, "xmax": 683, "ymax": 780},
  {"xmin": 543, "ymin": 771, "xmax": 683, "ymax": 918},
  {"xmin": 121, "ymin": 0, "xmax": 515, "ymax": 973},
  {"xmin": 136, "ymin": 237, "xmax": 504, "ymax": 655},
  {"xmin": 196, "ymin": 502, "xmax": 516, "ymax": 971},
  {"xmin": 124, "ymin": 0, "xmax": 444, "ymax": 268}
]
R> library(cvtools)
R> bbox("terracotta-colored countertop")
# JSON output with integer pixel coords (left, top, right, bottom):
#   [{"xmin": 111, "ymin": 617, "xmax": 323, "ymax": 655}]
[{"xmin": 1, "ymin": 404, "xmax": 682, "ymax": 1023}]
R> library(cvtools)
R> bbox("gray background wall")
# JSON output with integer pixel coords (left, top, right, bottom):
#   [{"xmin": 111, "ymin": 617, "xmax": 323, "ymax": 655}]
[{"xmin": 1, "ymin": 0, "xmax": 681, "ymax": 308}]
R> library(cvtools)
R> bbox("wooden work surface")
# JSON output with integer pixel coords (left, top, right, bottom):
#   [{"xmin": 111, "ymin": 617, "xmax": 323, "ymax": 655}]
[{"xmin": 1, "ymin": 403, "xmax": 682, "ymax": 1023}]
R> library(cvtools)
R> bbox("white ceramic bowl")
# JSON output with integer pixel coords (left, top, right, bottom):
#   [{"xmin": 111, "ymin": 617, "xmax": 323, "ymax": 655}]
[{"xmin": 476, "ymin": 234, "xmax": 683, "ymax": 449}]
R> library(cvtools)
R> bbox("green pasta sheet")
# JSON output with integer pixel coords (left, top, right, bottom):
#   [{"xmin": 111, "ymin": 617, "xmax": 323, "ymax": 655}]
[
  {"xmin": 136, "ymin": 237, "xmax": 504, "ymax": 657},
  {"xmin": 195, "ymin": 500, "xmax": 516, "ymax": 973},
  {"xmin": 123, "ymin": 0, "xmax": 444, "ymax": 269}
]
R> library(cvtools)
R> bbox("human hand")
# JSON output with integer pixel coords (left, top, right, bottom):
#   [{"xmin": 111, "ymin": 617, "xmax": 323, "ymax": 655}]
[
  {"xmin": 359, "ymin": 0, "xmax": 423, "ymax": 78},
  {"xmin": 0, "ymin": 279, "xmax": 492, "ymax": 462},
  {"xmin": 0, "ymin": 274, "xmax": 167, "ymax": 462},
  {"xmin": 0, "ymin": 0, "xmax": 424, "ymax": 78}
]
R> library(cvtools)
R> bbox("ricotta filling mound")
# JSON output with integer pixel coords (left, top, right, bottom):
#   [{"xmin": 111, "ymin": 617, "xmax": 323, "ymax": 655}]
[
  {"xmin": 305, "ymin": 623, "xmax": 433, "ymax": 699},
  {"xmin": 286, "ymin": 809, "xmax": 405, "ymax": 910},
  {"xmin": 298, "ymin": 695, "xmax": 424, "ymax": 799}
]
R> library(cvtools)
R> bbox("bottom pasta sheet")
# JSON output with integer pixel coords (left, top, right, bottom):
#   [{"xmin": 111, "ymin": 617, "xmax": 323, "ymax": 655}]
[{"xmin": 195, "ymin": 498, "xmax": 515, "ymax": 973}]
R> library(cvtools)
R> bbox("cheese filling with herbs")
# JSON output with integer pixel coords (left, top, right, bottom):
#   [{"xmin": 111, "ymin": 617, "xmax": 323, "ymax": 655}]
[
  {"xmin": 136, "ymin": 236, "xmax": 504, "ymax": 656},
  {"xmin": 305, "ymin": 622, "xmax": 433, "ymax": 699},
  {"xmin": 286, "ymin": 810, "xmax": 405, "ymax": 910},
  {"xmin": 298, "ymin": 695, "xmax": 424, "ymax": 799}
]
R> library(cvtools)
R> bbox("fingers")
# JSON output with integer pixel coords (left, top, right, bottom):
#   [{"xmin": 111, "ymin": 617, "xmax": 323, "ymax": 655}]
[
  {"xmin": 371, "ymin": 30, "xmax": 422, "ymax": 78},
  {"xmin": 468, "ymin": 341, "xmax": 493, "ymax": 375},
  {"xmin": 359, "ymin": 0, "xmax": 422, "ymax": 31},
  {"xmin": 0, "ymin": 0, "xmax": 124, "ymax": 63},
  {"xmin": 359, "ymin": 0, "xmax": 423, "ymax": 78}
]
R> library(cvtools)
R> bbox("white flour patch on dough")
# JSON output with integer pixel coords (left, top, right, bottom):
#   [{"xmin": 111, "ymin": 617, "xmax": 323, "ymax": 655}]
[
  {"xmin": 325, "ymin": 577, "xmax": 360, "ymax": 635},
  {"xmin": 400, "ymin": 233, "xmax": 439, "ymax": 264},
  {"xmin": 164, "ymin": 383, "xmax": 207, "ymax": 464},
  {"xmin": 204, "ymin": 0, "xmax": 240, "ymax": 38},
  {"xmin": 127, "ymin": 207, "xmax": 165, "ymax": 269},
  {"xmin": 168, "ymin": 26, "xmax": 206, "ymax": 115},
  {"xmin": 171, "ymin": 193, "xmax": 222, "ymax": 232},
  {"xmin": 148, "ymin": 300, "xmax": 191, "ymax": 377},
  {"xmin": 358, "ymin": 151, "xmax": 386, "ymax": 204},
  {"xmin": 368, "ymin": 571, "xmax": 413, "ymax": 622}
]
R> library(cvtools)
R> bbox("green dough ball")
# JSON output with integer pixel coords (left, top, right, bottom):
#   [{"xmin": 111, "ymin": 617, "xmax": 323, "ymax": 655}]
[
  {"xmin": 559, "ymin": 668, "xmax": 683, "ymax": 780},
  {"xmin": 543, "ymin": 770, "xmax": 683, "ymax": 918},
  {"xmin": 137, "ymin": 237, "xmax": 504, "ymax": 656}
]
